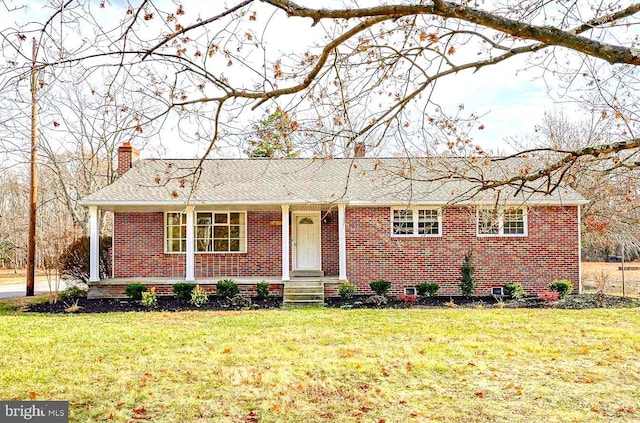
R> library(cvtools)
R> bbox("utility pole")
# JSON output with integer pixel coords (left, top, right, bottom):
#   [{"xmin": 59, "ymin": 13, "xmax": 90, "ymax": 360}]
[
  {"xmin": 621, "ymin": 243, "xmax": 626, "ymax": 297},
  {"xmin": 27, "ymin": 38, "xmax": 38, "ymax": 297}
]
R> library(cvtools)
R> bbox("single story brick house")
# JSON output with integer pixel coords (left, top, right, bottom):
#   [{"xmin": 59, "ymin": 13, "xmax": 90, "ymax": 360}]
[{"xmin": 81, "ymin": 143, "xmax": 587, "ymax": 301}]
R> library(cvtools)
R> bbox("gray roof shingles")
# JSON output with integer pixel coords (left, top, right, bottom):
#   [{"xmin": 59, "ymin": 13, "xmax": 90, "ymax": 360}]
[{"xmin": 81, "ymin": 157, "xmax": 587, "ymax": 208}]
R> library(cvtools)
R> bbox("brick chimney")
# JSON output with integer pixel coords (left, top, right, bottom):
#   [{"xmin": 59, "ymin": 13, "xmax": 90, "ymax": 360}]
[
  {"xmin": 354, "ymin": 141, "xmax": 366, "ymax": 158},
  {"xmin": 117, "ymin": 142, "xmax": 140, "ymax": 176}
]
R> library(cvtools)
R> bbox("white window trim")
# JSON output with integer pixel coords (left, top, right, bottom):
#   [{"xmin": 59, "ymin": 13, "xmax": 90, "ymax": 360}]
[
  {"xmin": 476, "ymin": 207, "xmax": 528, "ymax": 237},
  {"xmin": 390, "ymin": 207, "xmax": 442, "ymax": 238},
  {"xmin": 165, "ymin": 211, "xmax": 187, "ymax": 254},
  {"xmin": 164, "ymin": 210, "xmax": 248, "ymax": 254},
  {"xmin": 405, "ymin": 287, "xmax": 417, "ymax": 296}
]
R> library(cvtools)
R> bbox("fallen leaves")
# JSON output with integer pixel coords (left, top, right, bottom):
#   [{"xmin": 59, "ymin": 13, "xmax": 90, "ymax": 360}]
[
  {"xmin": 132, "ymin": 405, "xmax": 150, "ymax": 420},
  {"xmin": 242, "ymin": 410, "xmax": 259, "ymax": 423}
]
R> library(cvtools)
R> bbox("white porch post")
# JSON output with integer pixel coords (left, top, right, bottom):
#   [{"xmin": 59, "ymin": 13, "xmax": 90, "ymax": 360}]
[
  {"xmin": 338, "ymin": 203, "xmax": 347, "ymax": 280},
  {"xmin": 281, "ymin": 205, "xmax": 290, "ymax": 281},
  {"xmin": 577, "ymin": 205, "xmax": 582, "ymax": 294},
  {"xmin": 89, "ymin": 206, "xmax": 100, "ymax": 282},
  {"xmin": 185, "ymin": 205, "xmax": 195, "ymax": 281}
]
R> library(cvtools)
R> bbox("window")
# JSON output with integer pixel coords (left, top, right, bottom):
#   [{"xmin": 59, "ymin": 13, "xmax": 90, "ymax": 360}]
[
  {"xmin": 477, "ymin": 207, "xmax": 527, "ymax": 236},
  {"xmin": 405, "ymin": 287, "xmax": 417, "ymax": 296},
  {"xmin": 166, "ymin": 212, "xmax": 187, "ymax": 252},
  {"xmin": 214, "ymin": 212, "xmax": 246, "ymax": 252},
  {"xmin": 196, "ymin": 213, "xmax": 213, "ymax": 252},
  {"xmin": 165, "ymin": 211, "xmax": 247, "ymax": 253},
  {"xmin": 392, "ymin": 207, "xmax": 441, "ymax": 236},
  {"xmin": 196, "ymin": 212, "xmax": 246, "ymax": 252}
]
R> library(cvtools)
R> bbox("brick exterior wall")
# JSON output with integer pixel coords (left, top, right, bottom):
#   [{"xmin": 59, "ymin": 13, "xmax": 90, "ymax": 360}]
[
  {"xmin": 113, "ymin": 212, "xmax": 186, "ymax": 278},
  {"xmin": 345, "ymin": 206, "xmax": 580, "ymax": 296},
  {"xmin": 194, "ymin": 211, "xmax": 281, "ymax": 278},
  {"xmin": 321, "ymin": 210, "xmax": 339, "ymax": 276},
  {"xmin": 113, "ymin": 210, "xmax": 339, "ymax": 279},
  {"xmin": 111, "ymin": 205, "xmax": 579, "ymax": 296}
]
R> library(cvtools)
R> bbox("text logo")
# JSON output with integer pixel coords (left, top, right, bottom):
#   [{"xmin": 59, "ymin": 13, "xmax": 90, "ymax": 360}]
[{"xmin": 1, "ymin": 401, "xmax": 68, "ymax": 422}]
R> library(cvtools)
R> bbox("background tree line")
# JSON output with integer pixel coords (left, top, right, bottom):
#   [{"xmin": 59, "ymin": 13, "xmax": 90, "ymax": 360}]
[{"xmin": 1, "ymin": 1, "xmax": 640, "ymax": 268}]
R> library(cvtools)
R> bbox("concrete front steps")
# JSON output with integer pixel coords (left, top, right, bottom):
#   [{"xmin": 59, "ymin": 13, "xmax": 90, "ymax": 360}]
[{"xmin": 283, "ymin": 280, "xmax": 324, "ymax": 305}]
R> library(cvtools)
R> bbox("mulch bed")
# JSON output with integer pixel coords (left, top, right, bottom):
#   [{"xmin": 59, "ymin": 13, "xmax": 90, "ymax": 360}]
[
  {"xmin": 27, "ymin": 296, "xmax": 283, "ymax": 313},
  {"xmin": 25, "ymin": 294, "xmax": 639, "ymax": 313},
  {"xmin": 326, "ymin": 294, "xmax": 640, "ymax": 309}
]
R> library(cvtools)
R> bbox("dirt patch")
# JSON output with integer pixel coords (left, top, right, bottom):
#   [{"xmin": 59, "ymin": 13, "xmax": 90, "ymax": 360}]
[{"xmin": 582, "ymin": 261, "xmax": 640, "ymax": 298}]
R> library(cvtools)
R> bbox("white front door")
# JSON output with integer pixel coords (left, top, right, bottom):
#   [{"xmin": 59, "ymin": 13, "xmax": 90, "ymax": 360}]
[{"xmin": 293, "ymin": 212, "xmax": 322, "ymax": 271}]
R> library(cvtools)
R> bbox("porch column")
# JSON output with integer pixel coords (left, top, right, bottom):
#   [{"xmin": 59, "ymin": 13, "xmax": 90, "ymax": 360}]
[
  {"xmin": 89, "ymin": 206, "xmax": 100, "ymax": 282},
  {"xmin": 185, "ymin": 205, "xmax": 195, "ymax": 281},
  {"xmin": 577, "ymin": 205, "xmax": 582, "ymax": 294},
  {"xmin": 281, "ymin": 205, "xmax": 290, "ymax": 281},
  {"xmin": 338, "ymin": 203, "xmax": 347, "ymax": 280}
]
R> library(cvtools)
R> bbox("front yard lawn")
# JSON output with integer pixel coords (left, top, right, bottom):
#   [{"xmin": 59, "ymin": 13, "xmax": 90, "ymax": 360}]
[{"xmin": 1, "ymin": 308, "xmax": 639, "ymax": 422}]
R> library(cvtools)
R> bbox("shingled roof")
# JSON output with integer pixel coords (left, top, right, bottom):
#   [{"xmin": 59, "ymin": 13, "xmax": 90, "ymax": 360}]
[{"xmin": 81, "ymin": 157, "xmax": 587, "ymax": 209}]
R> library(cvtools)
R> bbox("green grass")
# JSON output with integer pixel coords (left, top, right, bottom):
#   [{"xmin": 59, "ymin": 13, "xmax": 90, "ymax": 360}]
[{"xmin": 1, "ymin": 308, "xmax": 639, "ymax": 422}]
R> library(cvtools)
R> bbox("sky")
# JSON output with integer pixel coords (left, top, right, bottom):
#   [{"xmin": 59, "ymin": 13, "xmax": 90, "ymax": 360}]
[{"xmin": 0, "ymin": 0, "xmax": 583, "ymax": 159}]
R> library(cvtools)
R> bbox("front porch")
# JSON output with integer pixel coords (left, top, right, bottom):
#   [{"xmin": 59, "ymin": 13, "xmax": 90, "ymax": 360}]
[
  {"xmin": 87, "ymin": 204, "xmax": 349, "ymax": 288},
  {"xmin": 88, "ymin": 276, "xmax": 342, "ymax": 301}
]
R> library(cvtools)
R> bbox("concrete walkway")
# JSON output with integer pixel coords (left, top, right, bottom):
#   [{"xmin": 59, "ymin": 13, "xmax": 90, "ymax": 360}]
[{"xmin": 0, "ymin": 279, "xmax": 64, "ymax": 299}]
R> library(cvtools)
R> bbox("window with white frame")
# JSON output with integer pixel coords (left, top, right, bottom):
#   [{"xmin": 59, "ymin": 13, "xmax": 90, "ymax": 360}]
[
  {"xmin": 477, "ymin": 207, "xmax": 526, "ymax": 236},
  {"xmin": 392, "ymin": 207, "xmax": 441, "ymax": 236},
  {"xmin": 166, "ymin": 212, "xmax": 187, "ymax": 252},
  {"xmin": 195, "ymin": 212, "xmax": 213, "ymax": 252},
  {"xmin": 210, "ymin": 212, "xmax": 246, "ymax": 252},
  {"xmin": 165, "ymin": 211, "xmax": 247, "ymax": 253}
]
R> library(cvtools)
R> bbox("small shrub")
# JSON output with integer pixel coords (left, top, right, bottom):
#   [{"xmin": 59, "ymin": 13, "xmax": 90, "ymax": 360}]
[
  {"xmin": 63, "ymin": 299, "xmax": 82, "ymax": 313},
  {"xmin": 538, "ymin": 290, "xmax": 560, "ymax": 303},
  {"xmin": 549, "ymin": 279, "xmax": 573, "ymax": 298},
  {"xmin": 591, "ymin": 270, "xmax": 610, "ymax": 308},
  {"xmin": 231, "ymin": 294, "xmax": 252, "ymax": 309},
  {"xmin": 58, "ymin": 236, "xmax": 112, "ymax": 283},
  {"xmin": 416, "ymin": 282, "xmax": 439, "ymax": 297},
  {"xmin": 459, "ymin": 250, "xmax": 475, "ymax": 298},
  {"xmin": 190, "ymin": 284, "xmax": 209, "ymax": 307},
  {"xmin": 338, "ymin": 281, "xmax": 356, "ymax": 300},
  {"xmin": 125, "ymin": 283, "xmax": 147, "ymax": 301},
  {"xmin": 173, "ymin": 283, "xmax": 196, "ymax": 300},
  {"xmin": 141, "ymin": 287, "xmax": 158, "ymax": 309},
  {"xmin": 473, "ymin": 300, "xmax": 485, "ymax": 309},
  {"xmin": 503, "ymin": 282, "xmax": 526, "ymax": 300},
  {"xmin": 444, "ymin": 297, "xmax": 457, "ymax": 308},
  {"xmin": 365, "ymin": 294, "xmax": 388, "ymax": 307},
  {"xmin": 216, "ymin": 279, "xmax": 239, "ymax": 298},
  {"xmin": 398, "ymin": 294, "xmax": 417, "ymax": 303},
  {"xmin": 256, "ymin": 282, "xmax": 270, "ymax": 300},
  {"xmin": 369, "ymin": 279, "xmax": 391, "ymax": 295},
  {"xmin": 59, "ymin": 286, "xmax": 87, "ymax": 301}
]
